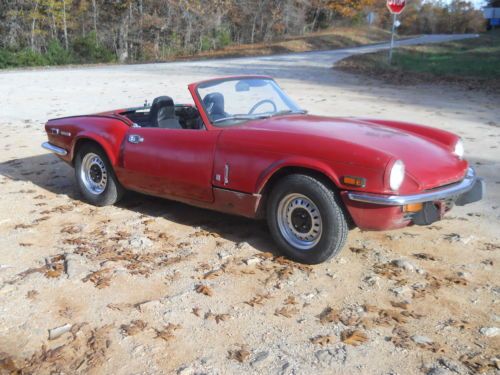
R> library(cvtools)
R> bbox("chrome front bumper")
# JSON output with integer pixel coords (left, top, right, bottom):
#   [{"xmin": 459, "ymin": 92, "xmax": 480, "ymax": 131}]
[
  {"xmin": 42, "ymin": 142, "xmax": 67, "ymax": 156},
  {"xmin": 347, "ymin": 168, "xmax": 484, "ymax": 206}
]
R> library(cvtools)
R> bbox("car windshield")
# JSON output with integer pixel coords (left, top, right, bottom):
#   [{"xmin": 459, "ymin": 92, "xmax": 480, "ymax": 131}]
[{"xmin": 196, "ymin": 78, "xmax": 305, "ymax": 126}]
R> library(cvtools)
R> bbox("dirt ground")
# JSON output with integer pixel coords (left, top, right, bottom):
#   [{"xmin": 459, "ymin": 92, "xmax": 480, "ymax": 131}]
[{"xmin": 0, "ymin": 39, "xmax": 499, "ymax": 374}]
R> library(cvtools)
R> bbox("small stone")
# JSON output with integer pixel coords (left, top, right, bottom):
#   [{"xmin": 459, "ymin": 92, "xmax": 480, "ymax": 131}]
[
  {"xmin": 479, "ymin": 326, "xmax": 499, "ymax": 337},
  {"xmin": 177, "ymin": 365, "xmax": 194, "ymax": 375},
  {"xmin": 427, "ymin": 367, "xmax": 451, "ymax": 375},
  {"xmin": 217, "ymin": 251, "xmax": 230, "ymax": 260},
  {"xmin": 137, "ymin": 300, "xmax": 162, "ymax": 313},
  {"xmin": 0, "ymin": 284, "xmax": 15, "ymax": 295},
  {"xmin": 244, "ymin": 256, "xmax": 261, "ymax": 265},
  {"xmin": 412, "ymin": 335, "xmax": 433, "ymax": 345},
  {"xmin": 64, "ymin": 253, "xmax": 90, "ymax": 279},
  {"xmin": 48, "ymin": 323, "xmax": 72, "ymax": 340},
  {"xmin": 251, "ymin": 351, "xmax": 270, "ymax": 367},
  {"xmin": 391, "ymin": 259, "xmax": 415, "ymax": 272},
  {"xmin": 314, "ymin": 347, "xmax": 347, "ymax": 366},
  {"xmin": 390, "ymin": 286, "xmax": 413, "ymax": 298},
  {"xmin": 438, "ymin": 357, "xmax": 466, "ymax": 373},
  {"xmin": 128, "ymin": 236, "xmax": 152, "ymax": 249}
]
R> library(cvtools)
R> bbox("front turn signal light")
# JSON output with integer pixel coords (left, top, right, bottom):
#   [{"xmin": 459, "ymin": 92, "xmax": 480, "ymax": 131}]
[
  {"xmin": 403, "ymin": 203, "xmax": 423, "ymax": 212},
  {"xmin": 342, "ymin": 176, "xmax": 366, "ymax": 188}
]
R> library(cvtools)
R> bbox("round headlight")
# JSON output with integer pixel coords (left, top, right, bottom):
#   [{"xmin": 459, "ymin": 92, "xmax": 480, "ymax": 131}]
[
  {"xmin": 453, "ymin": 138, "xmax": 464, "ymax": 159},
  {"xmin": 389, "ymin": 160, "xmax": 405, "ymax": 191}
]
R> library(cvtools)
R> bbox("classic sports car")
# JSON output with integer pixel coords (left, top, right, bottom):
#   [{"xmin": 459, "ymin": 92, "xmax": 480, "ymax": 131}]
[{"xmin": 42, "ymin": 76, "xmax": 484, "ymax": 264}]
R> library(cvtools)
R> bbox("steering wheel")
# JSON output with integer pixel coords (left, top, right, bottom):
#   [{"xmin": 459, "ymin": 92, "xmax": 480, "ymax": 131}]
[{"xmin": 249, "ymin": 99, "xmax": 277, "ymax": 115}]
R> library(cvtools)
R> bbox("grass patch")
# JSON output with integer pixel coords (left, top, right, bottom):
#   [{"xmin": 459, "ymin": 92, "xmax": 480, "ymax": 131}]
[{"xmin": 336, "ymin": 31, "xmax": 500, "ymax": 93}]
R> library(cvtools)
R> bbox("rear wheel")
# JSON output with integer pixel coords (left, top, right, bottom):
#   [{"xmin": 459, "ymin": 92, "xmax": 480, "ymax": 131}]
[
  {"xmin": 267, "ymin": 174, "xmax": 348, "ymax": 264},
  {"xmin": 75, "ymin": 143, "xmax": 124, "ymax": 206}
]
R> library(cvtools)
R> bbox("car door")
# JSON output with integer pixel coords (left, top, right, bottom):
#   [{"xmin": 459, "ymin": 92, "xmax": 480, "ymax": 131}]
[{"xmin": 119, "ymin": 127, "xmax": 220, "ymax": 202}]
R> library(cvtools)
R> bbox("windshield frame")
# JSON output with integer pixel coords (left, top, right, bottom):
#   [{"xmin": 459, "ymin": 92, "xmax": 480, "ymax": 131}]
[{"xmin": 192, "ymin": 76, "xmax": 304, "ymax": 128}]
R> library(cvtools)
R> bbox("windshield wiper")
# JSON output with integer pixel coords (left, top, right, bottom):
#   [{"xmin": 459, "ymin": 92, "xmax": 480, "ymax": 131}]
[
  {"xmin": 212, "ymin": 114, "xmax": 268, "ymax": 124},
  {"xmin": 269, "ymin": 109, "xmax": 307, "ymax": 117}
]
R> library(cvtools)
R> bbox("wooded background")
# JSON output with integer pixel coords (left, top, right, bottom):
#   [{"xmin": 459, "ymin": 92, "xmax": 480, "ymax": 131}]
[{"xmin": 0, "ymin": 0, "xmax": 487, "ymax": 67}]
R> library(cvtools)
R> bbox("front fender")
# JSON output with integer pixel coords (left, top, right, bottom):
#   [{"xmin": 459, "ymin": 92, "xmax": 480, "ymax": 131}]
[{"xmin": 255, "ymin": 156, "xmax": 341, "ymax": 193}]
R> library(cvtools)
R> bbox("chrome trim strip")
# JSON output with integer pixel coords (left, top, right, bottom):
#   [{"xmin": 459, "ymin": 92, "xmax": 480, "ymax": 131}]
[
  {"xmin": 347, "ymin": 168, "xmax": 477, "ymax": 206},
  {"xmin": 42, "ymin": 142, "xmax": 68, "ymax": 156}
]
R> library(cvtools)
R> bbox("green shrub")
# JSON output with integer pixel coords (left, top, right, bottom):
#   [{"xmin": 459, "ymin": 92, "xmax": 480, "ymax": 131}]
[
  {"xmin": 15, "ymin": 49, "xmax": 48, "ymax": 67},
  {"xmin": 71, "ymin": 32, "xmax": 115, "ymax": 63},
  {"xmin": 0, "ymin": 49, "xmax": 17, "ymax": 68},
  {"xmin": 45, "ymin": 39, "xmax": 73, "ymax": 65}
]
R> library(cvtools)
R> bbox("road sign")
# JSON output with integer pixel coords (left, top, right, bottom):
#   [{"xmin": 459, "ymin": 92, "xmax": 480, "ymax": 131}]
[
  {"xmin": 387, "ymin": 0, "xmax": 406, "ymax": 14},
  {"xmin": 387, "ymin": 0, "xmax": 405, "ymax": 64}
]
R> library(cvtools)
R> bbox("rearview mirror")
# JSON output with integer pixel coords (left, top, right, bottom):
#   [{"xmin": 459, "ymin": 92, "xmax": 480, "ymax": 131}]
[{"xmin": 235, "ymin": 81, "xmax": 250, "ymax": 92}]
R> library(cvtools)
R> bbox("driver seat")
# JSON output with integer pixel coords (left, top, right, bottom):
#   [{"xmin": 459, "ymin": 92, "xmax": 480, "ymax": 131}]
[
  {"xmin": 203, "ymin": 93, "xmax": 227, "ymax": 121},
  {"xmin": 150, "ymin": 96, "xmax": 182, "ymax": 129}
]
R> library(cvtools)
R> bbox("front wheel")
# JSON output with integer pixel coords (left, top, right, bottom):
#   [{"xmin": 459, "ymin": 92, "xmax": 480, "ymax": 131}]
[
  {"xmin": 75, "ymin": 143, "xmax": 124, "ymax": 206},
  {"xmin": 267, "ymin": 174, "xmax": 348, "ymax": 264}
]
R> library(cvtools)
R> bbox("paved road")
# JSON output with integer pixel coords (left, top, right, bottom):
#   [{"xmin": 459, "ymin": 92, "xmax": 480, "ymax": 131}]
[{"xmin": 129, "ymin": 33, "xmax": 478, "ymax": 73}]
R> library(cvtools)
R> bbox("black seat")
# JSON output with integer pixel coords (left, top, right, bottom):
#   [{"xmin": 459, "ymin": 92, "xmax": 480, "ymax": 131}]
[
  {"xmin": 149, "ymin": 96, "xmax": 182, "ymax": 129},
  {"xmin": 203, "ymin": 92, "xmax": 227, "ymax": 121}
]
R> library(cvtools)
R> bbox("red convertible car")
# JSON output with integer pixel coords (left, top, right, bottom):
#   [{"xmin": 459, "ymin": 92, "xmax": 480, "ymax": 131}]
[{"xmin": 42, "ymin": 76, "xmax": 484, "ymax": 264}]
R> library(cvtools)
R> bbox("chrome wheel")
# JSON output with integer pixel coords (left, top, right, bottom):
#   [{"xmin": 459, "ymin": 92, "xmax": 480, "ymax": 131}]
[
  {"xmin": 80, "ymin": 153, "xmax": 108, "ymax": 195},
  {"xmin": 276, "ymin": 193, "xmax": 322, "ymax": 250}
]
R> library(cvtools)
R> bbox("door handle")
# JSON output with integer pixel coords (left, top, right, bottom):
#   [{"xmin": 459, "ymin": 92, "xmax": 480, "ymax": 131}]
[{"xmin": 128, "ymin": 134, "xmax": 144, "ymax": 144}]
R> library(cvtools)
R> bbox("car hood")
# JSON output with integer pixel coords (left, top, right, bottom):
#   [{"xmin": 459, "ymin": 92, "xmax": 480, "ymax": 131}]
[{"xmin": 234, "ymin": 115, "xmax": 468, "ymax": 190}]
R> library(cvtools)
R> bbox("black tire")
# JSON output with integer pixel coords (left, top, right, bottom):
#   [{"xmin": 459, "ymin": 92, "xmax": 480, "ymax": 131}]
[
  {"xmin": 267, "ymin": 174, "xmax": 348, "ymax": 264},
  {"xmin": 74, "ymin": 143, "xmax": 124, "ymax": 206}
]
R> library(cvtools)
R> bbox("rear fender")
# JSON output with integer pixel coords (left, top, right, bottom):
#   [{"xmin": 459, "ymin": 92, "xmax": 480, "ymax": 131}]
[{"xmin": 72, "ymin": 132, "xmax": 120, "ymax": 166}]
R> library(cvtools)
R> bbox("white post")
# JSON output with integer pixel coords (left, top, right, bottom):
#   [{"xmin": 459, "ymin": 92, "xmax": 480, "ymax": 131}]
[{"xmin": 389, "ymin": 13, "xmax": 397, "ymax": 64}]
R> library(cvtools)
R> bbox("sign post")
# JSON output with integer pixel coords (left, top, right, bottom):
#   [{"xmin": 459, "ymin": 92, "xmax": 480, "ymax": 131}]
[{"xmin": 386, "ymin": 0, "xmax": 406, "ymax": 64}]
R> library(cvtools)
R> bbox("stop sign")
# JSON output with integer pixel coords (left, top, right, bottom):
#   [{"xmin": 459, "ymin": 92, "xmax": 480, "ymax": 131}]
[{"xmin": 386, "ymin": 0, "xmax": 406, "ymax": 14}]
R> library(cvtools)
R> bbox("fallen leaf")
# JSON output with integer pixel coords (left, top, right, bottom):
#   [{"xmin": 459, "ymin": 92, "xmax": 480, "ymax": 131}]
[
  {"xmin": 341, "ymin": 330, "xmax": 368, "ymax": 346},
  {"xmin": 311, "ymin": 335, "xmax": 335, "ymax": 346},
  {"xmin": 245, "ymin": 293, "xmax": 272, "ymax": 307},
  {"xmin": 120, "ymin": 320, "xmax": 147, "ymax": 336},
  {"xmin": 203, "ymin": 269, "xmax": 224, "ymax": 280},
  {"xmin": 155, "ymin": 323, "xmax": 181, "ymax": 342},
  {"xmin": 26, "ymin": 290, "xmax": 38, "ymax": 299},
  {"xmin": 379, "ymin": 309, "xmax": 408, "ymax": 324},
  {"xmin": 195, "ymin": 284, "xmax": 213, "ymax": 296},
  {"xmin": 83, "ymin": 269, "xmax": 112, "ymax": 289},
  {"xmin": 274, "ymin": 306, "xmax": 298, "ymax": 318},
  {"xmin": 319, "ymin": 306, "xmax": 340, "ymax": 324},
  {"xmin": 228, "ymin": 346, "xmax": 251, "ymax": 363},
  {"xmin": 192, "ymin": 307, "xmax": 202, "ymax": 317},
  {"xmin": 413, "ymin": 253, "xmax": 439, "ymax": 261},
  {"xmin": 107, "ymin": 303, "xmax": 133, "ymax": 311},
  {"xmin": 390, "ymin": 301, "xmax": 409, "ymax": 310},
  {"xmin": 284, "ymin": 295, "xmax": 298, "ymax": 305}
]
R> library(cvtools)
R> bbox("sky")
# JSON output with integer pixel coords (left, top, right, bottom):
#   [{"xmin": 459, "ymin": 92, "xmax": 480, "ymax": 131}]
[{"xmin": 440, "ymin": 0, "xmax": 488, "ymax": 8}]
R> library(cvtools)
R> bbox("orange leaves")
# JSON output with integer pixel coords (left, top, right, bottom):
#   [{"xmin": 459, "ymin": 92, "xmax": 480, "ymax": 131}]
[
  {"xmin": 228, "ymin": 346, "xmax": 251, "ymax": 363},
  {"xmin": 341, "ymin": 330, "xmax": 368, "ymax": 346},
  {"xmin": 195, "ymin": 284, "xmax": 213, "ymax": 296},
  {"xmin": 311, "ymin": 335, "xmax": 335, "ymax": 346}
]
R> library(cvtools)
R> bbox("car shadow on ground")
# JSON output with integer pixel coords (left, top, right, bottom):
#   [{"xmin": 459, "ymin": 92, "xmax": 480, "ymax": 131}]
[{"xmin": 0, "ymin": 153, "xmax": 277, "ymax": 255}]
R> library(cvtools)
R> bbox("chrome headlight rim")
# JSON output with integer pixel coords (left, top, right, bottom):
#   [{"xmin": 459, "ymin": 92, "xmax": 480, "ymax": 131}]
[
  {"xmin": 453, "ymin": 138, "xmax": 464, "ymax": 159},
  {"xmin": 389, "ymin": 159, "xmax": 405, "ymax": 191}
]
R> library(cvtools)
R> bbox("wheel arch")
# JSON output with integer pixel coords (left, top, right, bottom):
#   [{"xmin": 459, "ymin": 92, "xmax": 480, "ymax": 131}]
[
  {"xmin": 71, "ymin": 135, "xmax": 117, "ymax": 167},
  {"xmin": 255, "ymin": 162, "xmax": 352, "ymax": 225}
]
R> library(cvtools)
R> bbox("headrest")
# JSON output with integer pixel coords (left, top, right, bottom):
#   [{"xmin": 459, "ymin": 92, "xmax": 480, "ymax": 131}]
[
  {"xmin": 150, "ymin": 96, "xmax": 175, "ymax": 124},
  {"xmin": 203, "ymin": 93, "xmax": 225, "ymax": 115}
]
